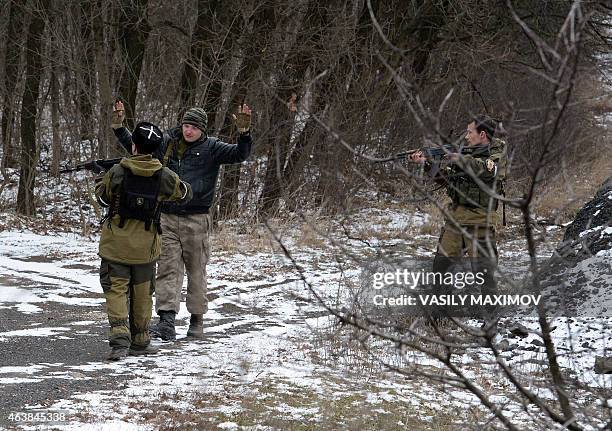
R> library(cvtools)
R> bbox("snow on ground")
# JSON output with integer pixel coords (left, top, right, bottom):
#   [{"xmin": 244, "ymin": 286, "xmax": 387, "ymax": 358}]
[{"xmin": 0, "ymin": 207, "xmax": 610, "ymax": 430}]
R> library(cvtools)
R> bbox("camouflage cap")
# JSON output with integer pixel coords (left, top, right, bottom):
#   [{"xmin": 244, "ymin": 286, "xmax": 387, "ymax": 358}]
[{"xmin": 182, "ymin": 108, "xmax": 208, "ymax": 132}]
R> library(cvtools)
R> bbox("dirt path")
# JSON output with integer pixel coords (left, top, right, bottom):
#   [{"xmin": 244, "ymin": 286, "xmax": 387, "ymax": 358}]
[{"xmin": 3, "ymin": 220, "xmax": 606, "ymax": 430}]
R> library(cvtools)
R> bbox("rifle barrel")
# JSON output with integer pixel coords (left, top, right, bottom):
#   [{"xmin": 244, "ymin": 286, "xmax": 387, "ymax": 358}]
[{"xmin": 59, "ymin": 158, "xmax": 122, "ymax": 174}]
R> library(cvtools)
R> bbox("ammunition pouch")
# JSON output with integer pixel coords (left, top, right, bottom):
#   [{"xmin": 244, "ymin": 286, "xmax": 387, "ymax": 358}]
[{"xmin": 448, "ymin": 175, "xmax": 501, "ymax": 210}]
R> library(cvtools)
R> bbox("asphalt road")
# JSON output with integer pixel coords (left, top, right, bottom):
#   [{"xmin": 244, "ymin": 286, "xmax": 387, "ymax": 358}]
[{"xmin": 0, "ymin": 301, "xmax": 131, "ymax": 429}]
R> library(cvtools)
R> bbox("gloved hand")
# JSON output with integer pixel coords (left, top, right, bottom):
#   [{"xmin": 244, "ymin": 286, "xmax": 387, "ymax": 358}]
[
  {"xmin": 111, "ymin": 100, "xmax": 125, "ymax": 129},
  {"xmin": 232, "ymin": 103, "xmax": 252, "ymax": 133},
  {"xmin": 90, "ymin": 161, "xmax": 104, "ymax": 174}
]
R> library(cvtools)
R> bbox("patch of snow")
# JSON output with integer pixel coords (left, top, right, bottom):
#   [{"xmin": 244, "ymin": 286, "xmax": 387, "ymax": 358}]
[
  {"xmin": 0, "ymin": 377, "xmax": 43, "ymax": 384},
  {"xmin": 0, "ymin": 326, "xmax": 71, "ymax": 341},
  {"xmin": 0, "ymin": 365, "xmax": 47, "ymax": 374}
]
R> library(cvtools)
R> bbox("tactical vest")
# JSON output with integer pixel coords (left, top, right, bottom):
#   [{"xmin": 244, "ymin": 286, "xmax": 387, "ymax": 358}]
[
  {"xmin": 447, "ymin": 148, "xmax": 503, "ymax": 210},
  {"xmin": 108, "ymin": 169, "xmax": 163, "ymax": 232}
]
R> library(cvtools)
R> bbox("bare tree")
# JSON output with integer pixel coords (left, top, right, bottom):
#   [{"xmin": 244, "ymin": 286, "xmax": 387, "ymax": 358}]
[
  {"xmin": 217, "ymin": 2, "xmax": 276, "ymax": 218},
  {"xmin": 93, "ymin": 0, "xmax": 115, "ymax": 158},
  {"xmin": 50, "ymin": 60, "xmax": 61, "ymax": 177},
  {"xmin": 258, "ymin": 0, "xmax": 328, "ymax": 215},
  {"xmin": 178, "ymin": 0, "xmax": 233, "ymax": 127},
  {"xmin": 1, "ymin": 1, "xmax": 24, "ymax": 170},
  {"xmin": 115, "ymin": 0, "xmax": 151, "ymax": 131},
  {"xmin": 17, "ymin": 0, "xmax": 49, "ymax": 215}
]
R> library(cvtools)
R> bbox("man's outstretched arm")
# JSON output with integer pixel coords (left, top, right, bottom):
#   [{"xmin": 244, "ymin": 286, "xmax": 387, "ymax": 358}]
[{"xmin": 211, "ymin": 104, "xmax": 253, "ymax": 164}]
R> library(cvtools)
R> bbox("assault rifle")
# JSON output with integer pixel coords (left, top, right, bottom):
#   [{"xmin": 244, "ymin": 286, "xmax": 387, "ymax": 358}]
[
  {"xmin": 378, "ymin": 143, "xmax": 491, "ymax": 178},
  {"xmin": 377, "ymin": 143, "xmax": 490, "ymax": 163},
  {"xmin": 59, "ymin": 158, "xmax": 122, "ymax": 174}
]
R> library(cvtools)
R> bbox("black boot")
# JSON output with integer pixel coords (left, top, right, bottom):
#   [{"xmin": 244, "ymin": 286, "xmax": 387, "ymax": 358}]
[
  {"xmin": 129, "ymin": 344, "xmax": 160, "ymax": 356},
  {"xmin": 107, "ymin": 347, "xmax": 129, "ymax": 361},
  {"xmin": 186, "ymin": 314, "xmax": 204, "ymax": 339},
  {"xmin": 471, "ymin": 257, "xmax": 499, "ymax": 320},
  {"xmin": 149, "ymin": 310, "xmax": 176, "ymax": 341},
  {"xmin": 430, "ymin": 255, "xmax": 455, "ymax": 320}
]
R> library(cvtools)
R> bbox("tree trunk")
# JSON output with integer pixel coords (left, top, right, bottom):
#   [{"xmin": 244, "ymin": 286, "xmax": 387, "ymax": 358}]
[
  {"xmin": 77, "ymin": 0, "xmax": 96, "ymax": 147},
  {"xmin": 116, "ymin": 0, "xmax": 150, "ymax": 131},
  {"xmin": 16, "ymin": 0, "xmax": 49, "ymax": 215},
  {"xmin": 50, "ymin": 66, "xmax": 61, "ymax": 177},
  {"xmin": 93, "ymin": 0, "xmax": 115, "ymax": 158},
  {"xmin": 258, "ymin": 87, "xmax": 299, "ymax": 215},
  {"xmin": 293, "ymin": 0, "xmax": 369, "ymax": 212},
  {"xmin": 216, "ymin": 5, "xmax": 276, "ymax": 219},
  {"xmin": 258, "ymin": 1, "xmax": 323, "ymax": 215},
  {"xmin": 1, "ymin": 2, "xmax": 24, "ymax": 169},
  {"xmin": 410, "ymin": 0, "xmax": 450, "ymax": 82},
  {"xmin": 179, "ymin": 0, "xmax": 221, "ymax": 121}
]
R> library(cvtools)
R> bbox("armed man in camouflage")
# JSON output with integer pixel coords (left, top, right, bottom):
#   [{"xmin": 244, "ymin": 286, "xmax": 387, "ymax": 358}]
[
  {"xmin": 111, "ymin": 102, "xmax": 253, "ymax": 341},
  {"xmin": 96, "ymin": 122, "xmax": 192, "ymax": 360},
  {"xmin": 410, "ymin": 115, "xmax": 507, "ymax": 316}
]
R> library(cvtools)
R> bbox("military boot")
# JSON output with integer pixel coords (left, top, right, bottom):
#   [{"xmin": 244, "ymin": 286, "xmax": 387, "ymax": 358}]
[
  {"xmin": 186, "ymin": 314, "xmax": 204, "ymax": 339},
  {"xmin": 107, "ymin": 347, "xmax": 129, "ymax": 361},
  {"xmin": 431, "ymin": 255, "xmax": 455, "ymax": 320},
  {"xmin": 149, "ymin": 310, "xmax": 176, "ymax": 341},
  {"xmin": 129, "ymin": 344, "xmax": 160, "ymax": 356}
]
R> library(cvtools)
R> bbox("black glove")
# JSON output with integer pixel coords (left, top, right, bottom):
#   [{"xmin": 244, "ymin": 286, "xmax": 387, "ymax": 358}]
[{"xmin": 90, "ymin": 161, "xmax": 104, "ymax": 174}]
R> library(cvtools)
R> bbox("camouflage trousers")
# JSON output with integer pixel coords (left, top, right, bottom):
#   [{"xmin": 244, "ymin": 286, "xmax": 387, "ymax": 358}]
[
  {"xmin": 155, "ymin": 213, "xmax": 211, "ymax": 315},
  {"xmin": 100, "ymin": 259, "xmax": 155, "ymax": 348},
  {"xmin": 433, "ymin": 222, "xmax": 499, "ymax": 296}
]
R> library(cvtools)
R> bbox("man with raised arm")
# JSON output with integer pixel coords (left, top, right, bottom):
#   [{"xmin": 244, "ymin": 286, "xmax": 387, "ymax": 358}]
[{"xmin": 111, "ymin": 102, "xmax": 253, "ymax": 340}]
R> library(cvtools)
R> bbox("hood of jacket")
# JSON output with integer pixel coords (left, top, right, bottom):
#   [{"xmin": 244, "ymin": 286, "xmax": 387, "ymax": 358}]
[{"xmin": 119, "ymin": 154, "xmax": 162, "ymax": 177}]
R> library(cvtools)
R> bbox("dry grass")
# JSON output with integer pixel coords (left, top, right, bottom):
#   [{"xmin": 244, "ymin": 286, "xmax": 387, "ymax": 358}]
[
  {"xmin": 126, "ymin": 376, "xmax": 462, "ymax": 431},
  {"xmin": 531, "ymin": 153, "xmax": 611, "ymax": 223},
  {"xmin": 295, "ymin": 220, "xmax": 328, "ymax": 249},
  {"xmin": 214, "ymin": 217, "xmax": 334, "ymax": 254},
  {"xmin": 213, "ymin": 223, "xmax": 278, "ymax": 254}
]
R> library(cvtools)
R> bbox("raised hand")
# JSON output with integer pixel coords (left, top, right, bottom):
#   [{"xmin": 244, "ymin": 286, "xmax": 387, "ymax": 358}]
[
  {"xmin": 111, "ymin": 100, "xmax": 125, "ymax": 129},
  {"xmin": 232, "ymin": 103, "xmax": 252, "ymax": 133}
]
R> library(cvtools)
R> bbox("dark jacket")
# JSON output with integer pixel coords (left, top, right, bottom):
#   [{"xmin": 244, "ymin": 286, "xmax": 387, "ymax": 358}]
[{"xmin": 114, "ymin": 126, "xmax": 252, "ymax": 214}]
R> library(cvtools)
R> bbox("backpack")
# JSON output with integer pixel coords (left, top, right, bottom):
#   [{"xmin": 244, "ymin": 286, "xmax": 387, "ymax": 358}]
[{"xmin": 107, "ymin": 168, "xmax": 163, "ymax": 233}]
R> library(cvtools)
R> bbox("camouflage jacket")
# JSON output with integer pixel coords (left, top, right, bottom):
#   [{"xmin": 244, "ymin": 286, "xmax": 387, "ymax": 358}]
[
  {"xmin": 430, "ymin": 138, "xmax": 507, "ymax": 226},
  {"xmin": 95, "ymin": 155, "xmax": 192, "ymax": 264}
]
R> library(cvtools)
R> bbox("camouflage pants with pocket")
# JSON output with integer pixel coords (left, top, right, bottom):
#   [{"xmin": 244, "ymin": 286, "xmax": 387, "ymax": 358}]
[
  {"xmin": 100, "ymin": 259, "xmax": 155, "ymax": 348},
  {"xmin": 155, "ymin": 213, "xmax": 211, "ymax": 315},
  {"xmin": 433, "ymin": 222, "xmax": 499, "ymax": 296}
]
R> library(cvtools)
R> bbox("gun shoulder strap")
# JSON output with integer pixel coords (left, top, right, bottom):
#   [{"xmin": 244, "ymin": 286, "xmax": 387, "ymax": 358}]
[
  {"xmin": 102, "ymin": 170, "xmax": 122, "ymax": 229},
  {"xmin": 495, "ymin": 138, "xmax": 508, "ymax": 226},
  {"xmin": 162, "ymin": 140, "xmax": 175, "ymax": 167}
]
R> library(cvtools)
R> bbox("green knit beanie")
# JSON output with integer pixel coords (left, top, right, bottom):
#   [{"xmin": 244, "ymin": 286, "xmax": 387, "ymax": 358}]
[{"xmin": 181, "ymin": 108, "xmax": 208, "ymax": 132}]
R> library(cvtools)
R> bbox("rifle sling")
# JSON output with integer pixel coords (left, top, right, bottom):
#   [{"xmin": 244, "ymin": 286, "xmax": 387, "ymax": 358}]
[{"xmin": 162, "ymin": 141, "xmax": 175, "ymax": 168}]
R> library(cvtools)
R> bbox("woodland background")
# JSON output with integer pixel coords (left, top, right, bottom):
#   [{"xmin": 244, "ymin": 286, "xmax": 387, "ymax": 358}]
[{"xmin": 0, "ymin": 0, "xmax": 610, "ymax": 220}]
